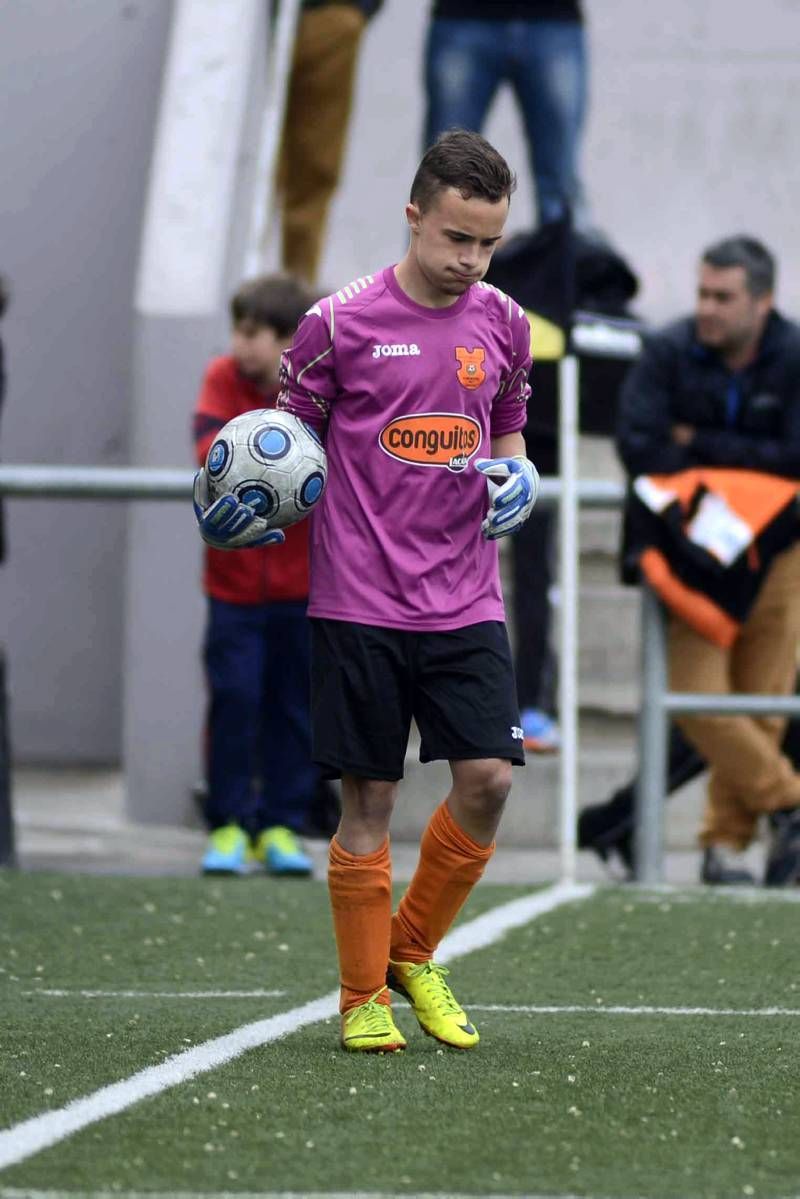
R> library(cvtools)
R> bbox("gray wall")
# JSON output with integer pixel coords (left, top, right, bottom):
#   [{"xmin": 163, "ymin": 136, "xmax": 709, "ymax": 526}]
[
  {"xmin": 0, "ymin": 0, "xmax": 171, "ymax": 761},
  {"xmin": 3, "ymin": 0, "xmax": 800, "ymax": 819},
  {"xmin": 321, "ymin": 0, "xmax": 800, "ymax": 321}
]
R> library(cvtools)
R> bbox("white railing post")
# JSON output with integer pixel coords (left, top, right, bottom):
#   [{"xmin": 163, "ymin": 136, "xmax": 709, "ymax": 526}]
[{"xmin": 558, "ymin": 355, "xmax": 580, "ymax": 882}]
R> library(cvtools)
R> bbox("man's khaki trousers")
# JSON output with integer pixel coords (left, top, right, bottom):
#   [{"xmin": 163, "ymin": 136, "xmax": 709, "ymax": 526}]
[
  {"xmin": 668, "ymin": 542, "xmax": 800, "ymax": 849},
  {"xmin": 276, "ymin": 4, "xmax": 366, "ymax": 285}
]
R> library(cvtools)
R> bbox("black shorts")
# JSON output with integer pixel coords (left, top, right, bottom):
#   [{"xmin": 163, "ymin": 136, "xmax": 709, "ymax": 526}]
[{"xmin": 310, "ymin": 618, "xmax": 525, "ymax": 781}]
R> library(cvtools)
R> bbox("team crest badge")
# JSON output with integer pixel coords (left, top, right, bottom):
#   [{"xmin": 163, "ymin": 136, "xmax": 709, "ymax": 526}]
[{"xmin": 455, "ymin": 346, "xmax": 486, "ymax": 390}]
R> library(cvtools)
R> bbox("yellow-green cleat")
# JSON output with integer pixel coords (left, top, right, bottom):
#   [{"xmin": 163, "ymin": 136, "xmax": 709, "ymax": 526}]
[
  {"xmin": 386, "ymin": 959, "xmax": 479, "ymax": 1049},
  {"xmin": 252, "ymin": 826, "xmax": 313, "ymax": 876},
  {"xmin": 341, "ymin": 988, "xmax": 407, "ymax": 1053},
  {"xmin": 201, "ymin": 824, "xmax": 251, "ymax": 876}
]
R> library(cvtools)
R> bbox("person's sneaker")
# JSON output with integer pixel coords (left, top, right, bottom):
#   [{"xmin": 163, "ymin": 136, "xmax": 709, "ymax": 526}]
[
  {"xmin": 520, "ymin": 707, "xmax": 560, "ymax": 754},
  {"xmin": 386, "ymin": 959, "xmax": 479, "ymax": 1049},
  {"xmin": 700, "ymin": 845, "xmax": 755, "ymax": 886},
  {"xmin": 201, "ymin": 824, "xmax": 250, "ymax": 876},
  {"xmin": 253, "ymin": 826, "xmax": 313, "ymax": 876},
  {"xmin": 764, "ymin": 808, "xmax": 800, "ymax": 886},
  {"xmin": 341, "ymin": 988, "xmax": 407, "ymax": 1053}
]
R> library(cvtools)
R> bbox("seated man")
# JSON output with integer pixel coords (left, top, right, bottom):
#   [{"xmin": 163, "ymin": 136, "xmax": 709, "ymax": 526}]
[{"xmin": 615, "ymin": 235, "xmax": 800, "ymax": 886}]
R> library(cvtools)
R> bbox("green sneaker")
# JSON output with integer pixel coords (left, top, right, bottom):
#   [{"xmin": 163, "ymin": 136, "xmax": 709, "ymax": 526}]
[
  {"xmin": 201, "ymin": 824, "xmax": 250, "ymax": 875},
  {"xmin": 252, "ymin": 826, "xmax": 313, "ymax": 876},
  {"xmin": 341, "ymin": 988, "xmax": 407, "ymax": 1053},
  {"xmin": 387, "ymin": 959, "xmax": 479, "ymax": 1049}
]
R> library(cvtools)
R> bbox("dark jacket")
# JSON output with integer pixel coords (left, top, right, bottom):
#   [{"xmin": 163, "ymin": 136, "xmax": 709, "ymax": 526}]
[
  {"xmin": 616, "ymin": 310, "xmax": 800, "ymax": 584},
  {"xmin": 432, "ymin": 1, "xmax": 582, "ymax": 20},
  {"xmin": 617, "ymin": 310, "xmax": 800, "ymax": 480},
  {"xmin": 302, "ymin": 0, "xmax": 383, "ymax": 16}
]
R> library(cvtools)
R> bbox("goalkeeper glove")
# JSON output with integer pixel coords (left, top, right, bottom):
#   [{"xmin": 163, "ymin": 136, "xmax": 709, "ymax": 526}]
[
  {"xmin": 474, "ymin": 454, "xmax": 540, "ymax": 540},
  {"xmin": 192, "ymin": 471, "xmax": 285, "ymax": 549}
]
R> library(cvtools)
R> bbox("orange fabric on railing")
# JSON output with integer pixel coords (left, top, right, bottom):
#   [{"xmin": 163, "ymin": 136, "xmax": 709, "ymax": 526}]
[{"xmin": 640, "ymin": 547, "xmax": 739, "ymax": 649}]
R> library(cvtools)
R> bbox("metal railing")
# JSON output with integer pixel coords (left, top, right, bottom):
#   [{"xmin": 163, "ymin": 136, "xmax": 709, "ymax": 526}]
[{"xmin": 1, "ymin": 460, "xmax": 798, "ymax": 882}]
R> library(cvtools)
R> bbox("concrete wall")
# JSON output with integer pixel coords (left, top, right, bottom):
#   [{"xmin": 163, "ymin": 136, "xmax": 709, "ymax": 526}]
[
  {"xmin": 0, "ymin": 0, "xmax": 171, "ymax": 761},
  {"xmin": 322, "ymin": 0, "xmax": 800, "ymax": 321},
  {"xmin": 3, "ymin": 0, "xmax": 800, "ymax": 820}
]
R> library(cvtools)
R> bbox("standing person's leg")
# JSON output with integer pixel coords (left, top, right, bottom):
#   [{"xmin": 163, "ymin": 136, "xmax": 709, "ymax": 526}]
[
  {"xmin": 511, "ymin": 505, "xmax": 559, "ymax": 751},
  {"xmin": 577, "ymin": 725, "xmax": 706, "ymax": 876},
  {"xmin": 509, "ymin": 19, "xmax": 588, "ymax": 227},
  {"xmin": 310, "ymin": 619, "xmax": 411, "ymax": 1051},
  {"xmin": 276, "ymin": 5, "xmax": 367, "ymax": 284},
  {"xmin": 729, "ymin": 544, "xmax": 800, "ymax": 883},
  {"xmin": 332, "ymin": 774, "xmax": 397, "ymax": 1010},
  {"xmin": 669, "ymin": 549, "xmax": 800, "ymax": 865},
  {"xmin": 202, "ymin": 599, "xmax": 268, "ymax": 874},
  {"xmin": 423, "ymin": 17, "xmax": 506, "ymax": 146},
  {"xmin": 669, "ymin": 617, "xmax": 762, "ymax": 857},
  {"xmin": 388, "ymin": 623, "xmax": 523, "ymax": 1048},
  {"xmin": 255, "ymin": 600, "xmax": 316, "ymax": 876}
]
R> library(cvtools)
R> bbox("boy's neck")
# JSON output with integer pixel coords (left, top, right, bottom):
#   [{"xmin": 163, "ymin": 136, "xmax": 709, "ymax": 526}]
[{"xmin": 394, "ymin": 253, "xmax": 462, "ymax": 310}]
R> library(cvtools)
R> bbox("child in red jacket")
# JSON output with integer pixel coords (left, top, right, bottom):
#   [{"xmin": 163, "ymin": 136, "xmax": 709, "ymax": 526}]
[{"xmin": 193, "ymin": 274, "xmax": 317, "ymax": 876}]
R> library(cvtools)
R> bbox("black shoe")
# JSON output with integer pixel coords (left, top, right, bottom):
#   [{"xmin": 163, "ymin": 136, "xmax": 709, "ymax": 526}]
[
  {"xmin": 577, "ymin": 801, "xmax": 634, "ymax": 879},
  {"xmin": 764, "ymin": 808, "xmax": 800, "ymax": 886},
  {"xmin": 701, "ymin": 846, "xmax": 755, "ymax": 886}
]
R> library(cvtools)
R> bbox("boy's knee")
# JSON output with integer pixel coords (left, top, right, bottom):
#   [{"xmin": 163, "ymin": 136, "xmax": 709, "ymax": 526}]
[
  {"xmin": 458, "ymin": 759, "xmax": 513, "ymax": 810},
  {"xmin": 342, "ymin": 777, "xmax": 397, "ymax": 822}
]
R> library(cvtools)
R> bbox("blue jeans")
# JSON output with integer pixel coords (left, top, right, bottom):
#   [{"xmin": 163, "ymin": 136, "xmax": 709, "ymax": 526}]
[
  {"xmin": 203, "ymin": 598, "xmax": 318, "ymax": 833},
  {"xmin": 424, "ymin": 18, "xmax": 588, "ymax": 228}
]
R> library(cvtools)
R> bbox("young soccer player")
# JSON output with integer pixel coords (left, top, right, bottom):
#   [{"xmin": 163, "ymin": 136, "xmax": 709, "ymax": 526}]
[
  {"xmin": 195, "ymin": 130, "xmax": 538, "ymax": 1050},
  {"xmin": 192, "ymin": 273, "xmax": 319, "ymax": 878}
]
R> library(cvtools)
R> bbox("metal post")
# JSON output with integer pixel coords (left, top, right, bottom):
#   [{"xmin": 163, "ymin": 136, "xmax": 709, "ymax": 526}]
[
  {"xmin": 635, "ymin": 586, "xmax": 668, "ymax": 882},
  {"xmin": 0, "ymin": 649, "xmax": 15, "ymax": 868},
  {"xmin": 558, "ymin": 355, "xmax": 579, "ymax": 882}
]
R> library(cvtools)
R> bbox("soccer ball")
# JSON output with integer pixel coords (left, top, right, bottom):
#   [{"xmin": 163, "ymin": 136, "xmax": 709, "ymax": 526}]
[{"xmin": 204, "ymin": 409, "xmax": 327, "ymax": 530}]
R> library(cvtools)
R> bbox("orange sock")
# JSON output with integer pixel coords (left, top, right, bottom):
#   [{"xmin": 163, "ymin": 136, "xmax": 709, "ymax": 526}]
[
  {"xmin": 328, "ymin": 835, "xmax": 392, "ymax": 1014},
  {"xmin": 390, "ymin": 802, "xmax": 494, "ymax": 964}
]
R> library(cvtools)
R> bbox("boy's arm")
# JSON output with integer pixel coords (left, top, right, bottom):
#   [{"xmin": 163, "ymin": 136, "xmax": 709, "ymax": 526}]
[
  {"xmin": 278, "ymin": 300, "xmax": 338, "ymax": 433},
  {"xmin": 490, "ymin": 431, "xmax": 526, "ymax": 459},
  {"xmin": 489, "ymin": 300, "xmax": 531, "ymax": 442},
  {"xmin": 192, "ymin": 359, "xmax": 285, "ymax": 549},
  {"xmin": 475, "ymin": 306, "xmax": 538, "ymax": 540}
]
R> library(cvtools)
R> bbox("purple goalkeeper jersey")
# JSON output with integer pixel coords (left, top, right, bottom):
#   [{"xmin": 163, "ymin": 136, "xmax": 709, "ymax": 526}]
[{"xmin": 278, "ymin": 265, "xmax": 531, "ymax": 631}]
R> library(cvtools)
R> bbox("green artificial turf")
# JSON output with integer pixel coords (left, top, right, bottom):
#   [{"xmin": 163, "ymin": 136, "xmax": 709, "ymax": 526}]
[{"xmin": 1, "ymin": 874, "xmax": 799, "ymax": 1198}]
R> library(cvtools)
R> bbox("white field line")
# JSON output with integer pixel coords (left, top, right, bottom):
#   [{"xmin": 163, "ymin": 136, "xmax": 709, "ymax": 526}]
[
  {"xmin": 0, "ymin": 1191, "xmax": 604, "ymax": 1199},
  {"xmin": 0, "ymin": 880, "xmax": 592, "ymax": 1173},
  {"xmin": 472, "ymin": 1003, "xmax": 800, "ymax": 1017},
  {"xmin": 22, "ymin": 990, "xmax": 286, "ymax": 1000}
]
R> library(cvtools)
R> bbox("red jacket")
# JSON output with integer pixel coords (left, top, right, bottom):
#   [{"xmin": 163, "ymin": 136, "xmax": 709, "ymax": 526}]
[{"xmin": 193, "ymin": 356, "xmax": 310, "ymax": 603}]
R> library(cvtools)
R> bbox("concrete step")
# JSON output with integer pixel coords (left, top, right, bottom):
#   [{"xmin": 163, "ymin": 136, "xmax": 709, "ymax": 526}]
[
  {"xmin": 572, "ymin": 585, "xmax": 641, "ymax": 706},
  {"xmin": 395, "ymin": 733, "xmax": 707, "ymax": 851}
]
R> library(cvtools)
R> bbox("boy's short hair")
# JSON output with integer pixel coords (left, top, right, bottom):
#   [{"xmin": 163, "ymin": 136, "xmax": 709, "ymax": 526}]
[
  {"xmin": 702, "ymin": 236, "xmax": 776, "ymax": 297},
  {"xmin": 410, "ymin": 129, "xmax": 516, "ymax": 213},
  {"xmin": 230, "ymin": 273, "xmax": 312, "ymax": 335}
]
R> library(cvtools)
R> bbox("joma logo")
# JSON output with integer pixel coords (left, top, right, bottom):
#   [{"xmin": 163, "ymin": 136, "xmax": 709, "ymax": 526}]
[{"xmin": 372, "ymin": 343, "xmax": 421, "ymax": 359}]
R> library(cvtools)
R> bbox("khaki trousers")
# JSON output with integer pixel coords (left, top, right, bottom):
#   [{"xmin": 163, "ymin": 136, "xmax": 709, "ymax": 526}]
[
  {"xmin": 276, "ymin": 5, "xmax": 366, "ymax": 285},
  {"xmin": 668, "ymin": 542, "xmax": 800, "ymax": 850}
]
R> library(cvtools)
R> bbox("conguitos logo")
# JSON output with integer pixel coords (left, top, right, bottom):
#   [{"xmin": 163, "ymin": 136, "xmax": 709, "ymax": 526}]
[{"xmin": 378, "ymin": 412, "xmax": 482, "ymax": 473}]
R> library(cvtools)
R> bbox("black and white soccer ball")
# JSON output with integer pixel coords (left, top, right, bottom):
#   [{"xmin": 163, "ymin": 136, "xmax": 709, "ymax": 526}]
[{"xmin": 204, "ymin": 409, "xmax": 327, "ymax": 530}]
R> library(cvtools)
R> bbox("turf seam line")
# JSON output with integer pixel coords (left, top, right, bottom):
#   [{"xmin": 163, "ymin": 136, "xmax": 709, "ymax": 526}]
[
  {"xmin": 470, "ymin": 1003, "xmax": 800, "ymax": 1016},
  {"xmin": 0, "ymin": 880, "xmax": 592, "ymax": 1172},
  {"xmin": 22, "ymin": 990, "xmax": 287, "ymax": 999},
  {"xmin": 0, "ymin": 1190, "xmax": 604, "ymax": 1199}
]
